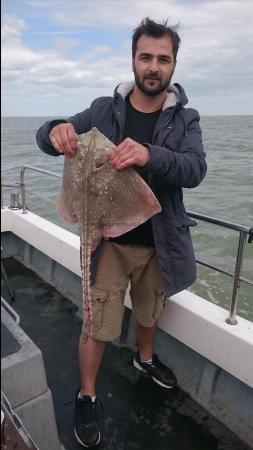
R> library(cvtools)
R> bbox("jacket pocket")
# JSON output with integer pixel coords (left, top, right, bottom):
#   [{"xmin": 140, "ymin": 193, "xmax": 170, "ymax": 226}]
[{"xmin": 176, "ymin": 215, "xmax": 197, "ymax": 231}]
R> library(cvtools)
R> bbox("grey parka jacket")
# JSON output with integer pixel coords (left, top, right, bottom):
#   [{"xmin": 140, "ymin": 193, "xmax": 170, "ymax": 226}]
[{"xmin": 36, "ymin": 81, "xmax": 207, "ymax": 297}]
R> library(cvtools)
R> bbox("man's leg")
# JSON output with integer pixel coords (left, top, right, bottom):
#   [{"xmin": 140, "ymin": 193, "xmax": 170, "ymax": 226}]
[
  {"xmin": 134, "ymin": 319, "xmax": 156, "ymax": 361},
  {"xmin": 75, "ymin": 242, "xmax": 130, "ymax": 447},
  {"xmin": 131, "ymin": 249, "xmax": 177, "ymax": 389},
  {"xmin": 133, "ymin": 318, "xmax": 177, "ymax": 389},
  {"xmin": 74, "ymin": 336, "xmax": 105, "ymax": 447},
  {"xmin": 79, "ymin": 335, "xmax": 106, "ymax": 397}
]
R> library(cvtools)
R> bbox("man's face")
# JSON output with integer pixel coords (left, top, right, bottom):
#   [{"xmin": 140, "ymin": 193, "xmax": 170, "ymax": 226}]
[{"xmin": 132, "ymin": 34, "xmax": 176, "ymax": 97}]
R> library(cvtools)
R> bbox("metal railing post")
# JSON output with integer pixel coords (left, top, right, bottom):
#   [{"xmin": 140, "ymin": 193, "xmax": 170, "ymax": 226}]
[
  {"xmin": 20, "ymin": 166, "xmax": 27, "ymax": 214},
  {"xmin": 19, "ymin": 165, "xmax": 61, "ymax": 214},
  {"xmin": 225, "ymin": 231, "xmax": 247, "ymax": 325}
]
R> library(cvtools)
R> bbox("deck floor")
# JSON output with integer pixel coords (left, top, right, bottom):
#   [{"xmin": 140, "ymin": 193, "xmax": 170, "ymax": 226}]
[{"xmin": 1, "ymin": 256, "xmax": 252, "ymax": 450}]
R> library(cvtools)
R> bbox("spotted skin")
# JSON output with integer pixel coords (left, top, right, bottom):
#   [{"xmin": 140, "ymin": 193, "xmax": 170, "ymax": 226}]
[{"xmin": 58, "ymin": 128, "xmax": 161, "ymax": 338}]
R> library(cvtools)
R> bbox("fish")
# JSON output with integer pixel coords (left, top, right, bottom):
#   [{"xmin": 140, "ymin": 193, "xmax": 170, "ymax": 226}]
[{"xmin": 58, "ymin": 127, "xmax": 161, "ymax": 337}]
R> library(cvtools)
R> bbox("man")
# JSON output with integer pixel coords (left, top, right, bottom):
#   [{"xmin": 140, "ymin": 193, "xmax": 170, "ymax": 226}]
[{"xmin": 36, "ymin": 18, "xmax": 207, "ymax": 447}]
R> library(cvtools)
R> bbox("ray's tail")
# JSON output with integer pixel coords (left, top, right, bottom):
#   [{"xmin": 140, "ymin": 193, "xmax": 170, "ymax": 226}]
[
  {"xmin": 80, "ymin": 233, "xmax": 93, "ymax": 339},
  {"xmin": 79, "ymin": 175, "xmax": 93, "ymax": 339}
]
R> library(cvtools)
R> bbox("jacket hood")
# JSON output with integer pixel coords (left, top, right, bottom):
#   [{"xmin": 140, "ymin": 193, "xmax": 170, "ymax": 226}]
[{"xmin": 114, "ymin": 81, "xmax": 188, "ymax": 110}]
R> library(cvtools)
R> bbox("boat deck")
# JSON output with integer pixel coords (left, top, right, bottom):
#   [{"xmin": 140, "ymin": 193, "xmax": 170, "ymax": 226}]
[{"xmin": 1, "ymin": 256, "xmax": 251, "ymax": 450}]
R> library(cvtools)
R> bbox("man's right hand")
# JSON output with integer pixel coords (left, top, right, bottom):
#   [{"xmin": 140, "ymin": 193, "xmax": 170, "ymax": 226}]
[{"xmin": 49, "ymin": 123, "xmax": 78, "ymax": 157}]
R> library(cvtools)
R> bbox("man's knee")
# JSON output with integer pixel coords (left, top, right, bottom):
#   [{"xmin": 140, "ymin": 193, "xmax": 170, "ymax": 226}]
[{"xmin": 132, "ymin": 288, "xmax": 166, "ymax": 327}]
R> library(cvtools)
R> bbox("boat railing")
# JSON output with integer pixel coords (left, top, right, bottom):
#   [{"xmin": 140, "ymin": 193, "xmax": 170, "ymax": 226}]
[
  {"xmin": 1, "ymin": 164, "xmax": 253, "ymax": 326},
  {"xmin": 188, "ymin": 212, "xmax": 253, "ymax": 324},
  {"xmin": 20, "ymin": 165, "xmax": 62, "ymax": 214}
]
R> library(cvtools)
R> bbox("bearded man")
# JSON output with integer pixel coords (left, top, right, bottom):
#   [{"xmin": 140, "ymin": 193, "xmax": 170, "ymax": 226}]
[{"xmin": 36, "ymin": 17, "xmax": 207, "ymax": 448}]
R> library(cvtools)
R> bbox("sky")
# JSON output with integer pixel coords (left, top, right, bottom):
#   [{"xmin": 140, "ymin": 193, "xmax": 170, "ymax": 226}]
[{"xmin": 2, "ymin": 0, "xmax": 253, "ymax": 117}]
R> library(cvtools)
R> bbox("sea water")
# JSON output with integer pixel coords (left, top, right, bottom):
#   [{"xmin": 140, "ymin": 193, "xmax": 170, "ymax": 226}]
[{"xmin": 1, "ymin": 116, "xmax": 253, "ymax": 321}]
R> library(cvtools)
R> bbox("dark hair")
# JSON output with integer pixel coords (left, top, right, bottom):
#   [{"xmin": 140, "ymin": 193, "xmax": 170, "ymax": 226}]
[{"xmin": 132, "ymin": 17, "xmax": 181, "ymax": 61}]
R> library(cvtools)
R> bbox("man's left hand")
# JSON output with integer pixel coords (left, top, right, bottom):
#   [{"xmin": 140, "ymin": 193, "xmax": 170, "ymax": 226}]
[{"xmin": 109, "ymin": 138, "xmax": 150, "ymax": 170}]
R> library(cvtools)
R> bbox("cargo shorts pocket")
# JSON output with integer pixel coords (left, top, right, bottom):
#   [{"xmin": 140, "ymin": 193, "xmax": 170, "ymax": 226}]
[
  {"xmin": 153, "ymin": 288, "xmax": 166, "ymax": 322},
  {"xmin": 90, "ymin": 288, "xmax": 109, "ymax": 333}
]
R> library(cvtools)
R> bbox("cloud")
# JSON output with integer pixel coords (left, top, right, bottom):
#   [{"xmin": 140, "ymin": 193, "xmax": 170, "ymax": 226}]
[
  {"xmin": 2, "ymin": 13, "xmax": 127, "ymax": 89},
  {"xmin": 1, "ymin": 1, "xmax": 253, "ymax": 116},
  {"xmin": 50, "ymin": 0, "xmax": 253, "ymax": 98},
  {"xmin": 52, "ymin": 0, "xmax": 253, "ymax": 33},
  {"xmin": 1, "ymin": 13, "xmax": 27, "ymax": 41}
]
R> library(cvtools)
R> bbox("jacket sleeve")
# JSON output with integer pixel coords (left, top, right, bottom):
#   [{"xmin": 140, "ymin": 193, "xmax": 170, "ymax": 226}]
[
  {"xmin": 36, "ymin": 109, "xmax": 91, "ymax": 157},
  {"xmin": 144, "ymin": 109, "xmax": 207, "ymax": 188}
]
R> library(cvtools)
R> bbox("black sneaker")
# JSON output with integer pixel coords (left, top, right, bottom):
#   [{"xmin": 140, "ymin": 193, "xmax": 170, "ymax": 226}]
[
  {"xmin": 74, "ymin": 392, "xmax": 103, "ymax": 447},
  {"xmin": 133, "ymin": 351, "xmax": 177, "ymax": 389}
]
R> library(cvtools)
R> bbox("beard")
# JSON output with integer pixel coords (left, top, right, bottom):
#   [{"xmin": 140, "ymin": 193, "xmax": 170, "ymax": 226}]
[{"xmin": 133, "ymin": 66, "xmax": 173, "ymax": 97}]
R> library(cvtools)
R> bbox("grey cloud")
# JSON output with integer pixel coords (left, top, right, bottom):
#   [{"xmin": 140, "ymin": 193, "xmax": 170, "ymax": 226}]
[{"xmin": 2, "ymin": 1, "xmax": 253, "ymax": 116}]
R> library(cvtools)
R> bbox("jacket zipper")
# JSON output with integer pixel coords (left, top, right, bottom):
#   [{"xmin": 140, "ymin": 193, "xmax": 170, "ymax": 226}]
[
  {"xmin": 152, "ymin": 108, "xmax": 175, "ymax": 144},
  {"xmin": 112, "ymin": 96, "xmax": 125, "ymax": 144}
]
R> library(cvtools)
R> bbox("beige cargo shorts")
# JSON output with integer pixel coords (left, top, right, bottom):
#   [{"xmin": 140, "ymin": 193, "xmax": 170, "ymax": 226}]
[{"xmin": 82, "ymin": 241, "xmax": 166, "ymax": 341}]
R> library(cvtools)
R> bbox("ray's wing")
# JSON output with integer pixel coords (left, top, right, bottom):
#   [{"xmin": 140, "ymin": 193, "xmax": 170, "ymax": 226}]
[
  {"xmin": 57, "ymin": 158, "xmax": 78, "ymax": 224},
  {"xmin": 99, "ymin": 163, "xmax": 161, "ymax": 238}
]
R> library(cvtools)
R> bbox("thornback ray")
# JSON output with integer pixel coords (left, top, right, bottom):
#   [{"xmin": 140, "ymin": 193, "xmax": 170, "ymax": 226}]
[{"xmin": 58, "ymin": 127, "xmax": 161, "ymax": 338}]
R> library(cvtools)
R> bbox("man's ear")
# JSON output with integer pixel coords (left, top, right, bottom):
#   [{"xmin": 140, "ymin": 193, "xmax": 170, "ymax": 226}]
[{"xmin": 132, "ymin": 58, "xmax": 134, "ymax": 72}]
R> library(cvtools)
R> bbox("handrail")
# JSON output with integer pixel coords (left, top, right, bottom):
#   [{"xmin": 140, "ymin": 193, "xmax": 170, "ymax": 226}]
[
  {"xmin": 20, "ymin": 165, "xmax": 61, "ymax": 214},
  {"xmin": 1, "ymin": 165, "xmax": 252, "ymax": 326},
  {"xmin": 193, "ymin": 259, "xmax": 252, "ymax": 287},
  {"xmin": 1, "ymin": 297, "xmax": 20, "ymax": 324},
  {"xmin": 187, "ymin": 212, "xmax": 252, "ymax": 325},
  {"xmin": 188, "ymin": 211, "xmax": 250, "ymax": 234}
]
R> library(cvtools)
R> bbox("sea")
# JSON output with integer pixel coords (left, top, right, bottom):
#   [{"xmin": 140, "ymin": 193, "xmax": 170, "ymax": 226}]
[{"xmin": 1, "ymin": 116, "xmax": 253, "ymax": 321}]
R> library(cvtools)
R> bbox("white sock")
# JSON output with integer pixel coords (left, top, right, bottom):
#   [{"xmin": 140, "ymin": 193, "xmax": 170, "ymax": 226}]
[
  {"xmin": 78, "ymin": 392, "xmax": 96, "ymax": 402},
  {"xmin": 141, "ymin": 358, "xmax": 153, "ymax": 365}
]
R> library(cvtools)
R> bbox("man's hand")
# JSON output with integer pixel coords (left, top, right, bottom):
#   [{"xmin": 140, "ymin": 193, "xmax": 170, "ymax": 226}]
[
  {"xmin": 109, "ymin": 138, "xmax": 150, "ymax": 170},
  {"xmin": 49, "ymin": 123, "xmax": 78, "ymax": 157}
]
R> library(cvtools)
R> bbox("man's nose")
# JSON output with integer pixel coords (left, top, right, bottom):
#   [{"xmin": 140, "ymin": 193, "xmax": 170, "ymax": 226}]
[{"xmin": 148, "ymin": 59, "xmax": 159, "ymax": 73}]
